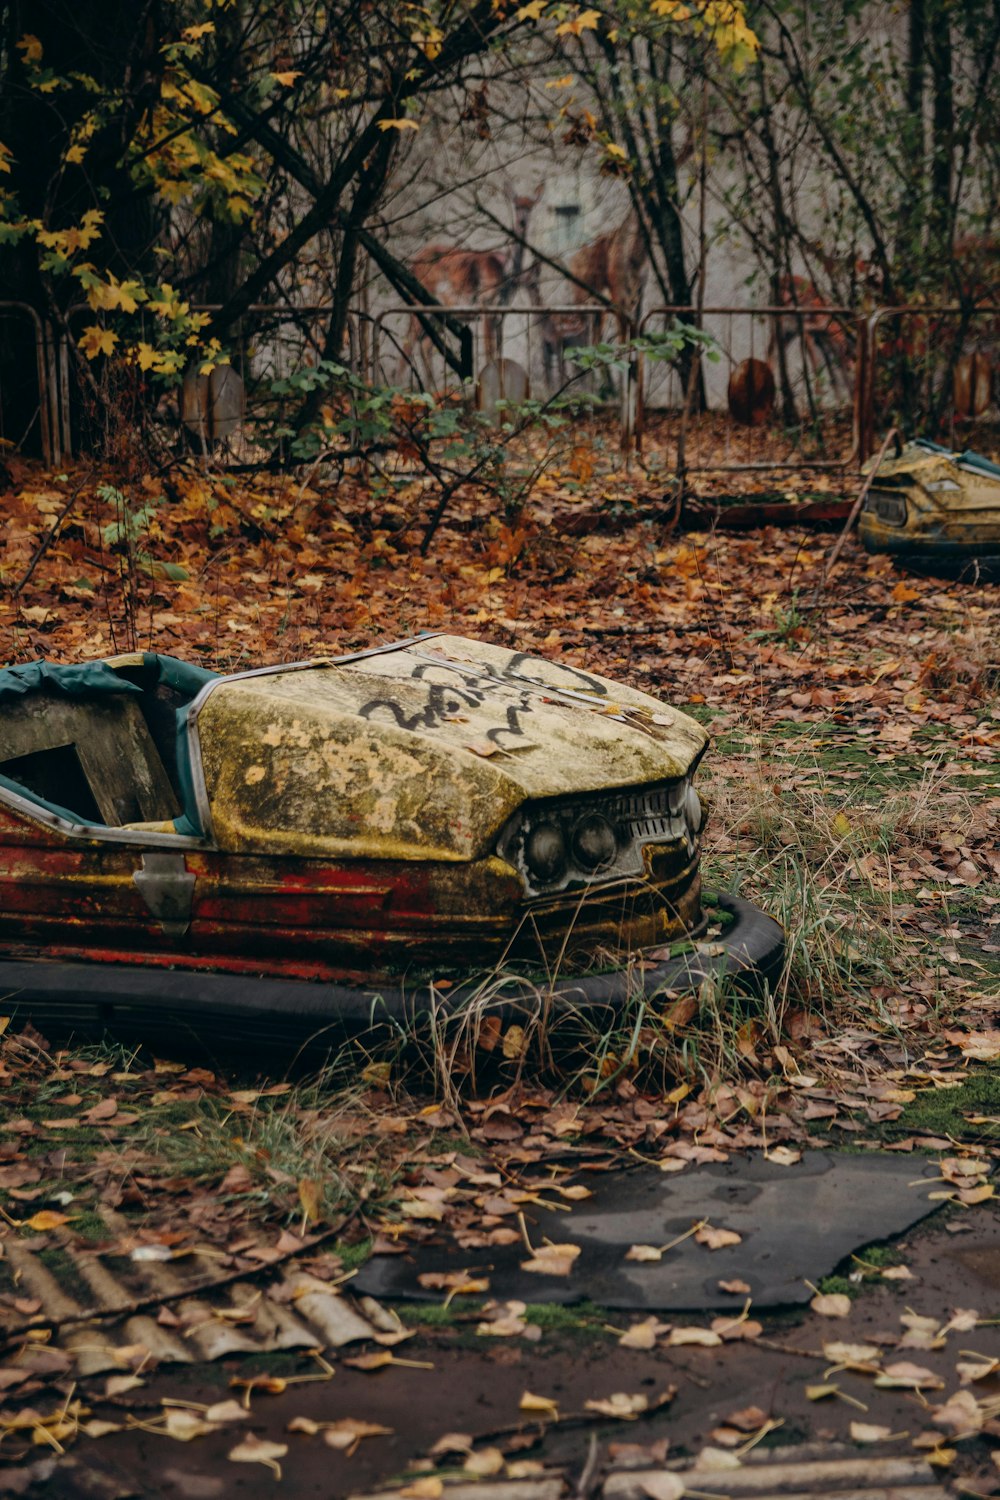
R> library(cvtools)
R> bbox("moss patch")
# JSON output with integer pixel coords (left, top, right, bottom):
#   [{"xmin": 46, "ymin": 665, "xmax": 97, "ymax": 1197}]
[
  {"xmin": 816, "ymin": 1274, "xmax": 860, "ymax": 1300},
  {"xmin": 398, "ymin": 1299, "xmax": 614, "ymax": 1344},
  {"xmin": 896, "ymin": 1072, "xmax": 1000, "ymax": 1144}
]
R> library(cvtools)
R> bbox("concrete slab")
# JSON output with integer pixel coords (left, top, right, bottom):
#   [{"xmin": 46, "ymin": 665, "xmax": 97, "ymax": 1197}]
[{"xmin": 357, "ymin": 1150, "xmax": 942, "ymax": 1311}]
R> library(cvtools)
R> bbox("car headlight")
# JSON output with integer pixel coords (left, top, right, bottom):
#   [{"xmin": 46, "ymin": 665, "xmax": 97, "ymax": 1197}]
[
  {"xmin": 684, "ymin": 783, "xmax": 702, "ymax": 837},
  {"xmin": 864, "ymin": 489, "xmax": 908, "ymax": 525},
  {"xmin": 572, "ymin": 813, "xmax": 618, "ymax": 870},
  {"xmin": 524, "ymin": 821, "xmax": 567, "ymax": 883},
  {"xmin": 667, "ymin": 780, "xmax": 688, "ymax": 816},
  {"xmin": 498, "ymin": 778, "xmax": 702, "ymax": 895}
]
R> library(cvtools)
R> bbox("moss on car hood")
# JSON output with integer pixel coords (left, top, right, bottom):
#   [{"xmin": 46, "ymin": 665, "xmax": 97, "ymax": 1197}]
[{"xmin": 193, "ymin": 635, "xmax": 708, "ymax": 860}]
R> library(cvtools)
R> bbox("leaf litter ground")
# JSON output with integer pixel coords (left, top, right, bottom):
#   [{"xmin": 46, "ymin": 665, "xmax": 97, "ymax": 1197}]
[{"xmin": 1, "ymin": 447, "xmax": 999, "ymax": 1495}]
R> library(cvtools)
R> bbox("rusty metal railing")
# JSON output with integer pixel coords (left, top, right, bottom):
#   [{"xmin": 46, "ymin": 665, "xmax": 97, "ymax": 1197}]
[
  {"xmin": 0, "ymin": 301, "xmax": 63, "ymax": 466},
  {"xmin": 20, "ymin": 298, "xmax": 1000, "ymax": 480},
  {"xmin": 860, "ymin": 304, "xmax": 1000, "ymax": 459},
  {"xmin": 370, "ymin": 301, "xmax": 614, "ymax": 390},
  {"xmin": 636, "ymin": 304, "xmax": 862, "ymax": 474}
]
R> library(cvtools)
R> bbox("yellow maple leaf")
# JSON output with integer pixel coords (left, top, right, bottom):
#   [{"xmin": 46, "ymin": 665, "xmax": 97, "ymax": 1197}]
[
  {"xmin": 651, "ymin": 0, "xmax": 693, "ymax": 17},
  {"xmin": 520, "ymin": 1390, "xmax": 559, "ymax": 1420},
  {"xmin": 132, "ymin": 342, "xmax": 159, "ymax": 371},
  {"xmin": 517, "ymin": 0, "xmax": 547, "ymax": 17},
  {"xmin": 271, "ymin": 70, "xmax": 301, "ymax": 86},
  {"xmin": 704, "ymin": 1, "xmax": 759, "ymax": 70},
  {"xmin": 412, "ymin": 25, "xmax": 443, "ymax": 59},
  {"xmin": 555, "ymin": 7, "xmax": 601, "ymax": 35},
  {"xmin": 181, "ymin": 21, "xmax": 215, "ymax": 40},
  {"xmin": 17, "ymin": 34, "xmax": 43, "ymax": 63},
  {"xmin": 604, "ymin": 142, "xmax": 627, "ymax": 158},
  {"xmin": 378, "ymin": 117, "xmax": 419, "ymax": 132},
  {"xmin": 0, "ymin": 143, "xmax": 14, "ymax": 174},
  {"xmin": 79, "ymin": 325, "xmax": 118, "ymax": 360}
]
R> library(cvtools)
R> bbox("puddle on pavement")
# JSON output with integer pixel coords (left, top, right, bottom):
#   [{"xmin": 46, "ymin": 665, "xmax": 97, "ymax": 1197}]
[{"xmin": 357, "ymin": 1150, "xmax": 943, "ymax": 1311}]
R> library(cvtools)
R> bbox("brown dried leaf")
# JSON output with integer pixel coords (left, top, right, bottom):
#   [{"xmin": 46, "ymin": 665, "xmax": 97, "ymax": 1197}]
[
  {"xmin": 584, "ymin": 1392, "xmax": 648, "ymax": 1420},
  {"xmin": 519, "ymin": 1390, "xmax": 559, "ymax": 1421},
  {"xmin": 462, "ymin": 1447, "xmax": 505, "ymax": 1476},
  {"xmin": 931, "ymin": 1389, "xmax": 983, "ymax": 1436},
  {"xmin": 874, "ymin": 1362, "xmax": 945, "ymax": 1390},
  {"xmin": 695, "ymin": 1224, "xmax": 742, "ymax": 1250},
  {"xmin": 520, "ymin": 1242, "xmax": 580, "ymax": 1276},
  {"xmin": 228, "ymin": 1434, "xmax": 288, "ymax": 1475},
  {"xmin": 322, "ymin": 1418, "xmax": 393, "ymax": 1451},
  {"xmin": 849, "ymin": 1421, "xmax": 895, "ymax": 1443},
  {"xmin": 619, "ymin": 1317, "xmax": 670, "ymax": 1350},
  {"xmin": 810, "ymin": 1291, "xmax": 852, "ymax": 1318},
  {"xmin": 668, "ymin": 1326, "xmax": 722, "ymax": 1348}
]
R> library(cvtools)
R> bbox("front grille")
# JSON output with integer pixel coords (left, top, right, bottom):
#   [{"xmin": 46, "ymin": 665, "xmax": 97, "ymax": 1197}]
[
  {"xmin": 508, "ymin": 853, "xmax": 703, "ymax": 967},
  {"xmin": 599, "ymin": 785, "xmax": 677, "ymax": 843}
]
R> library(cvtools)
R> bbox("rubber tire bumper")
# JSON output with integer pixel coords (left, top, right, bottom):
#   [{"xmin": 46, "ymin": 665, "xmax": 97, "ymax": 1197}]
[{"xmin": 0, "ymin": 895, "xmax": 783, "ymax": 1057}]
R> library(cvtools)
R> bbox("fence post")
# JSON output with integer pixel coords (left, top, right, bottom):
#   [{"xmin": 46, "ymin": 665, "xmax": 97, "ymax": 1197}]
[{"xmin": 620, "ymin": 317, "xmax": 637, "ymax": 462}]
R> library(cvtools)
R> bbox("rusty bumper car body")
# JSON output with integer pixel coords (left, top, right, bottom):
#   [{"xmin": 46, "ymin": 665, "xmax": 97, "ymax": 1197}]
[
  {"xmin": 0, "ymin": 636, "xmax": 782, "ymax": 1044},
  {"xmin": 859, "ymin": 439, "xmax": 1000, "ymax": 579}
]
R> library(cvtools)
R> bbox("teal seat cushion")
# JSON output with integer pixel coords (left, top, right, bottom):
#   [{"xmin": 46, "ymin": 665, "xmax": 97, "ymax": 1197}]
[
  {"xmin": 0, "ymin": 660, "xmax": 141, "ymax": 705},
  {"xmin": 0, "ymin": 653, "xmax": 220, "ymax": 837},
  {"xmin": 958, "ymin": 448, "xmax": 1000, "ymax": 479}
]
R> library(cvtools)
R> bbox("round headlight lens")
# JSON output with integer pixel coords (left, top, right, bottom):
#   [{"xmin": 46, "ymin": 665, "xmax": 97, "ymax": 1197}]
[
  {"xmin": 684, "ymin": 784, "xmax": 703, "ymax": 836},
  {"xmin": 572, "ymin": 814, "xmax": 617, "ymax": 870},
  {"xmin": 524, "ymin": 822, "xmax": 567, "ymax": 883},
  {"xmin": 668, "ymin": 778, "xmax": 688, "ymax": 816}
]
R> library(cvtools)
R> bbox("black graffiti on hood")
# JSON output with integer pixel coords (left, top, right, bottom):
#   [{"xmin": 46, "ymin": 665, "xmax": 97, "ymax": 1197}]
[{"xmin": 357, "ymin": 650, "xmax": 609, "ymax": 747}]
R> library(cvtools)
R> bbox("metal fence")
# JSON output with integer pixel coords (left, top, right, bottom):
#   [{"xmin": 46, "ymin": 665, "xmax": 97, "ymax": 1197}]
[
  {"xmin": 636, "ymin": 304, "xmax": 860, "ymax": 477},
  {"xmin": 370, "ymin": 301, "xmax": 619, "ymax": 395},
  {"xmin": 61, "ymin": 302, "xmax": 374, "ymax": 459},
  {"xmin": 6, "ymin": 299, "xmax": 1000, "ymax": 482},
  {"xmin": 0, "ymin": 302, "xmax": 68, "ymax": 466},
  {"xmin": 859, "ymin": 304, "xmax": 1000, "ymax": 459}
]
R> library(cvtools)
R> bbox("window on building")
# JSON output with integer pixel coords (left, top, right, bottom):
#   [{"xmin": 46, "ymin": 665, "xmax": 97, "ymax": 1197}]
[{"xmin": 552, "ymin": 204, "xmax": 581, "ymax": 253}]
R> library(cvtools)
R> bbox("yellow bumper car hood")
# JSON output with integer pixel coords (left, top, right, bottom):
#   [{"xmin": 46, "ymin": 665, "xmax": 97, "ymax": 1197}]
[{"xmin": 190, "ymin": 635, "xmax": 708, "ymax": 861}]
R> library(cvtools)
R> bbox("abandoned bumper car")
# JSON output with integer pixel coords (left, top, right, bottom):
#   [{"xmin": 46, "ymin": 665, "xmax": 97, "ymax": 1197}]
[
  {"xmin": 0, "ymin": 636, "xmax": 782, "ymax": 1045},
  {"xmin": 859, "ymin": 438, "xmax": 1000, "ymax": 579}
]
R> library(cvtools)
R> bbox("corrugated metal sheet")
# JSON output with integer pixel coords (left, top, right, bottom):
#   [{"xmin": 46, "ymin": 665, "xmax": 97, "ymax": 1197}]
[{"xmin": 2, "ymin": 1224, "xmax": 398, "ymax": 1374}]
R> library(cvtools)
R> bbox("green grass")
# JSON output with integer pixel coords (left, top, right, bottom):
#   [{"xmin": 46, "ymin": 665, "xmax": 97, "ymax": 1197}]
[
  {"xmin": 336, "ymin": 1236, "xmax": 374, "ymax": 1272},
  {"xmin": 850, "ymin": 1243, "xmax": 903, "ymax": 1271},
  {"xmin": 399, "ymin": 1298, "xmax": 614, "ymax": 1343},
  {"xmin": 133, "ymin": 1081, "xmax": 399, "ymax": 1228},
  {"xmin": 66, "ymin": 1209, "xmax": 110, "ymax": 1243},
  {"xmin": 894, "ymin": 1072, "xmax": 1000, "ymax": 1143}
]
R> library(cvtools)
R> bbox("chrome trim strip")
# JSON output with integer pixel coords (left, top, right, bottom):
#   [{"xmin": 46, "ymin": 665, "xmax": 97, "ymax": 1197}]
[{"xmin": 0, "ymin": 782, "xmax": 205, "ymax": 848}]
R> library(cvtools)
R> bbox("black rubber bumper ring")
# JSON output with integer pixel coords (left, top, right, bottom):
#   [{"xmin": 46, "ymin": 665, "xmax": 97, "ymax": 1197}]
[{"xmin": 0, "ymin": 894, "xmax": 783, "ymax": 1054}]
